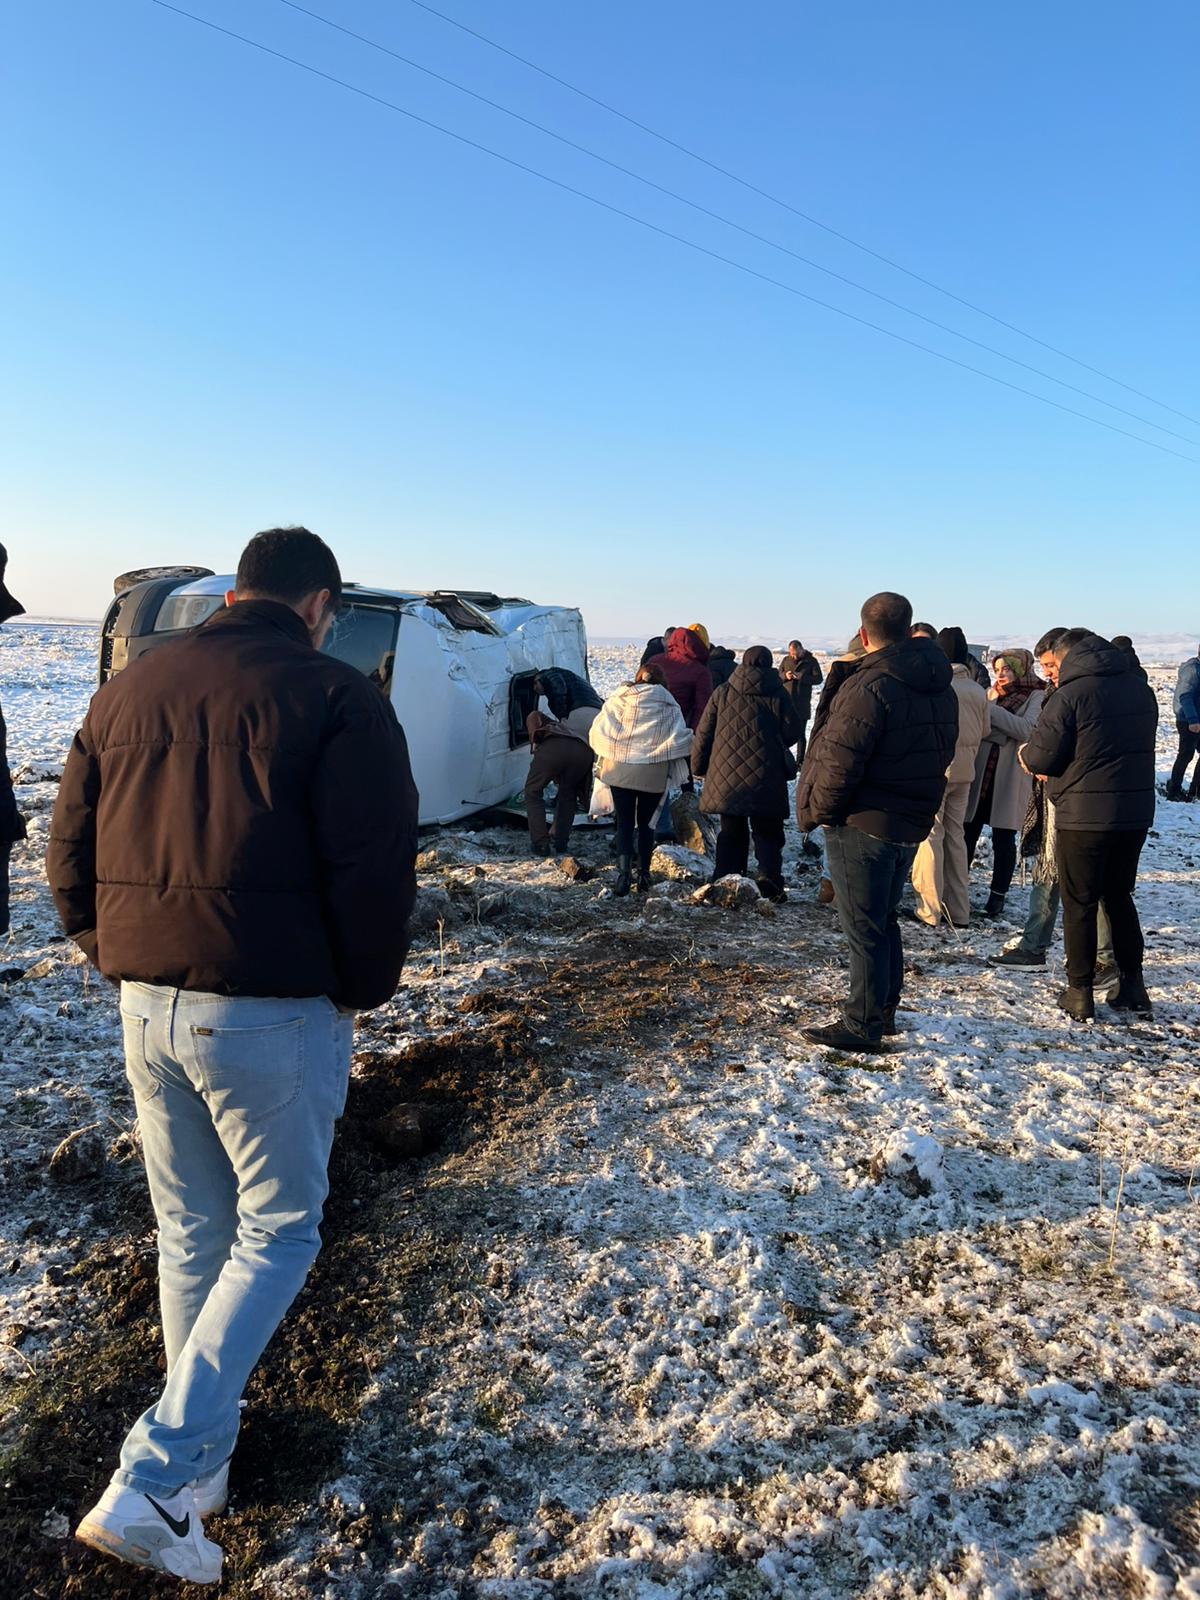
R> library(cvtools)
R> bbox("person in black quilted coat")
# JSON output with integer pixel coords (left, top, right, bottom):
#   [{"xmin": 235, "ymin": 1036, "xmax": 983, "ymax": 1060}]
[{"xmin": 690, "ymin": 646, "xmax": 802, "ymax": 900}]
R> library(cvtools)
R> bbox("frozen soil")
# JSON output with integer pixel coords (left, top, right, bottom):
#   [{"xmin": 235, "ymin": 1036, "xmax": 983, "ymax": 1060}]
[{"xmin": 2, "ymin": 629, "xmax": 1199, "ymax": 1599}]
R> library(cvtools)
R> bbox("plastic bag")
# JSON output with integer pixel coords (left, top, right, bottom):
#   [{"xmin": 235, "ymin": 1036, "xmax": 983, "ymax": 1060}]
[{"xmin": 589, "ymin": 779, "xmax": 615, "ymax": 820}]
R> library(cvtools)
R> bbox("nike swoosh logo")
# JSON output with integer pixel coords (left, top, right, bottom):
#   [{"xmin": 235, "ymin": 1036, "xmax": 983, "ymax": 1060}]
[{"xmin": 145, "ymin": 1495, "xmax": 190, "ymax": 1538}]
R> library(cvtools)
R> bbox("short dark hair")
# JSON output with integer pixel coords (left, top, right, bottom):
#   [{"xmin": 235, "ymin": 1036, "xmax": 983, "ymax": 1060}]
[
  {"xmin": 861, "ymin": 591, "xmax": 913, "ymax": 646},
  {"xmin": 1111, "ymin": 634, "xmax": 1133, "ymax": 651},
  {"xmin": 1034, "ymin": 627, "xmax": 1068, "ymax": 657},
  {"xmin": 1053, "ymin": 626, "xmax": 1093, "ymax": 659},
  {"xmin": 910, "ymin": 621, "xmax": 938, "ymax": 640},
  {"xmin": 788, "ymin": 639, "xmax": 802, "ymax": 650},
  {"xmin": 938, "ymin": 625, "xmax": 968, "ymax": 665},
  {"xmin": 235, "ymin": 527, "xmax": 342, "ymax": 607}
]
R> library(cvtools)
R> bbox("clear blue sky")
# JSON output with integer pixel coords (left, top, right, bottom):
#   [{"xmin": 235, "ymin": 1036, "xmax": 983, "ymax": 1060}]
[{"xmin": 3, "ymin": 1, "xmax": 1197, "ymax": 639}]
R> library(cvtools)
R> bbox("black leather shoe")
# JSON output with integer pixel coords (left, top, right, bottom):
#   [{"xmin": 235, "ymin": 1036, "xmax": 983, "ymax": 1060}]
[
  {"xmin": 881, "ymin": 1008, "xmax": 900, "ymax": 1037},
  {"xmin": 1057, "ymin": 985, "xmax": 1095, "ymax": 1021},
  {"xmin": 803, "ymin": 1023, "xmax": 886, "ymax": 1055},
  {"xmin": 613, "ymin": 854, "xmax": 633, "ymax": 897}
]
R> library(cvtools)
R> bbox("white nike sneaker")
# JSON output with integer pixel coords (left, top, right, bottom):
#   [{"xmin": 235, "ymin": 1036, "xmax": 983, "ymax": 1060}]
[
  {"xmin": 192, "ymin": 1457, "xmax": 230, "ymax": 1518},
  {"xmin": 75, "ymin": 1480, "xmax": 222, "ymax": 1584}
]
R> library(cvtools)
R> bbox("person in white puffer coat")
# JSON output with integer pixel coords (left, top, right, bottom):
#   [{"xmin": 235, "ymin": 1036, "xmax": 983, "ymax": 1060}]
[{"xmin": 589, "ymin": 664, "xmax": 692, "ymax": 896}]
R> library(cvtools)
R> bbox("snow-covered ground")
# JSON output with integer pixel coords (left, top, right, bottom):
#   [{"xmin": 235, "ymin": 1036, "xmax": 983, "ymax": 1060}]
[{"xmin": 2, "ymin": 623, "xmax": 1199, "ymax": 1598}]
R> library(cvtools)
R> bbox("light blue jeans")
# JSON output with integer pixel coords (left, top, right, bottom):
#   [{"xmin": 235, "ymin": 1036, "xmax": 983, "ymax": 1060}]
[
  {"xmin": 114, "ymin": 983, "xmax": 353, "ymax": 1495},
  {"xmin": 1019, "ymin": 881, "xmax": 1114, "ymax": 966}
]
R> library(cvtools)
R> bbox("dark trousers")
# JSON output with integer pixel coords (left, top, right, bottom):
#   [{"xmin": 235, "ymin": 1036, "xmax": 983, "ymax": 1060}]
[
  {"xmin": 964, "ymin": 813, "xmax": 1017, "ymax": 898},
  {"xmin": 824, "ymin": 825, "xmax": 916, "ymax": 1040},
  {"xmin": 1056, "ymin": 827, "xmax": 1148, "ymax": 987},
  {"xmin": 793, "ymin": 722, "xmax": 809, "ymax": 768},
  {"xmin": 612, "ymin": 786, "xmax": 660, "ymax": 871},
  {"xmin": 524, "ymin": 739, "xmax": 593, "ymax": 849},
  {"xmin": 0, "ymin": 841, "xmax": 10, "ymax": 936},
  {"xmin": 714, "ymin": 815, "xmax": 785, "ymax": 892},
  {"xmin": 1170, "ymin": 720, "xmax": 1200, "ymax": 796}
]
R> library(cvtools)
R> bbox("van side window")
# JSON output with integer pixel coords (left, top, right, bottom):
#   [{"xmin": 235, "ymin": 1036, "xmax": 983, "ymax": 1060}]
[{"xmin": 324, "ymin": 604, "xmax": 400, "ymax": 697}]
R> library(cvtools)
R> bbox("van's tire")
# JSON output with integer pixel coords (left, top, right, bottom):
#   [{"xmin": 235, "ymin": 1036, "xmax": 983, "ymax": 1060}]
[{"xmin": 113, "ymin": 565, "xmax": 214, "ymax": 596}]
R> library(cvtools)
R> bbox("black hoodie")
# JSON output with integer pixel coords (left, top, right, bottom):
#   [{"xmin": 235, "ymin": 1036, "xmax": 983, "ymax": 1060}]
[
  {"xmin": 1019, "ymin": 633, "xmax": 1157, "ymax": 830},
  {"xmin": 796, "ymin": 636, "xmax": 958, "ymax": 843},
  {"xmin": 707, "ymin": 645, "xmax": 737, "ymax": 688}
]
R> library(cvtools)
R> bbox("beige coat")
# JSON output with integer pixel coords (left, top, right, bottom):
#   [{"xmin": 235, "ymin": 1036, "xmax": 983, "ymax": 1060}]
[
  {"xmin": 946, "ymin": 665, "xmax": 990, "ymax": 783},
  {"xmin": 968, "ymin": 688, "xmax": 1046, "ymax": 831}
]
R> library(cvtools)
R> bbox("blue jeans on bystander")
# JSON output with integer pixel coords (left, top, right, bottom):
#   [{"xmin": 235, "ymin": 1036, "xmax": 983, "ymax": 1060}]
[
  {"xmin": 824, "ymin": 825, "xmax": 917, "ymax": 1040},
  {"xmin": 114, "ymin": 983, "xmax": 353, "ymax": 1495}
]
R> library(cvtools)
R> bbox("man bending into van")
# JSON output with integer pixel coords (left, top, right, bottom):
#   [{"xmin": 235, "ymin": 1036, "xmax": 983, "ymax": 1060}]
[{"xmin": 48, "ymin": 527, "xmax": 419, "ymax": 1584}]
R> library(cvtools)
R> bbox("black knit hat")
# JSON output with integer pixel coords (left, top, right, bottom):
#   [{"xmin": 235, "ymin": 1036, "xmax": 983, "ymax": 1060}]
[{"xmin": 0, "ymin": 544, "xmax": 24, "ymax": 625}]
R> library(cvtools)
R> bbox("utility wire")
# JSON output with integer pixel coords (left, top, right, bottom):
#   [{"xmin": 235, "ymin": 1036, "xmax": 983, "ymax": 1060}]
[
  {"xmin": 408, "ymin": 0, "xmax": 1200, "ymax": 429},
  {"xmin": 147, "ymin": 1, "xmax": 1197, "ymax": 465},
  {"xmin": 269, "ymin": 0, "xmax": 1197, "ymax": 448}
]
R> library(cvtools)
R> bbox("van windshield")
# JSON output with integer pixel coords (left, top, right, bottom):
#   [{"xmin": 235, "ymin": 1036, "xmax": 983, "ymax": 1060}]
[{"xmin": 324, "ymin": 604, "xmax": 400, "ymax": 697}]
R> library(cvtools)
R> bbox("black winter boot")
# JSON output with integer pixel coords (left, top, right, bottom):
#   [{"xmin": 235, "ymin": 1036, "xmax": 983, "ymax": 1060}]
[
  {"xmin": 635, "ymin": 836, "xmax": 654, "ymax": 893},
  {"xmin": 1106, "ymin": 973, "xmax": 1153, "ymax": 1016},
  {"xmin": 613, "ymin": 853, "xmax": 633, "ymax": 897},
  {"xmin": 985, "ymin": 891, "xmax": 1006, "ymax": 918},
  {"xmin": 1057, "ymin": 985, "xmax": 1095, "ymax": 1022}
]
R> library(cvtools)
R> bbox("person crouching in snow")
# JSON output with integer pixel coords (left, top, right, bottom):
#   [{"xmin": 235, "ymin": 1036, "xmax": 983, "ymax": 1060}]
[
  {"xmin": 589, "ymin": 664, "xmax": 692, "ymax": 896},
  {"xmin": 690, "ymin": 645, "xmax": 801, "ymax": 903},
  {"xmin": 523, "ymin": 710, "xmax": 594, "ymax": 857}
]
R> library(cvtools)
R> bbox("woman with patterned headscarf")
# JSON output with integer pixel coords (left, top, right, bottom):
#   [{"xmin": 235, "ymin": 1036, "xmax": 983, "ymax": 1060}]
[{"xmin": 965, "ymin": 648, "xmax": 1046, "ymax": 918}]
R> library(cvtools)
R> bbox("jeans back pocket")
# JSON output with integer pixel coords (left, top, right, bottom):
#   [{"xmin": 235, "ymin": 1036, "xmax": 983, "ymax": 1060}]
[
  {"xmin": 119, "ymin": 1009, "xmax": 162, "ymax": 1104},
  {"xmin": 187, "ymin": 1018, "xmax": 306, "ymax": 1123}
]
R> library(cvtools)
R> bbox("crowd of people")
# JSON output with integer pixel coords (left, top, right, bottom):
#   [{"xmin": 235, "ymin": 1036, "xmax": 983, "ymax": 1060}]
[
  {"xmin": 523, "ymin": 596, "xmax": 1171, "ymax": 1050},
  {"xmin": 0, "ymin": 527, "xmax": 1191, "ymax": 1584}
]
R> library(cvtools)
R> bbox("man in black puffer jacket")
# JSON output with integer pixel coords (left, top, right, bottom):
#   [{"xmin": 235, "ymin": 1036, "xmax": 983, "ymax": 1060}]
[
  {"xmin": 1019, "ymin": 628, "xmax": 1158, "ymax": 1020},
  {"xmin": 691, "ymin": 646, "xmax": 802, "ymax": 899},
  {"xmin": 798, "ymin": 593, "xmax": 958, "ymax": 1053}
]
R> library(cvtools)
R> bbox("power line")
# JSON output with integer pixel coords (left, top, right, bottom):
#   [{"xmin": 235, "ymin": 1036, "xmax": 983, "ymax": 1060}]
[
  {"xmin": 408, "ymin": 0, "xmax": 1200, "ymax": 430},
  {"xmin": 268, "ymin": 0, "xmax": 1197, "ymax": 449},
  {"xmin": 147, "ymin": 1, "xmax": 1197, "ymax": 465}
]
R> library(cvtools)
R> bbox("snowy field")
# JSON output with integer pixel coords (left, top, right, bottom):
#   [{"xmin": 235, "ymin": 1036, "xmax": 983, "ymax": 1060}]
[{"xmin": 2, "ymin": 622, "xmax": 1199, "ymax": 1598}]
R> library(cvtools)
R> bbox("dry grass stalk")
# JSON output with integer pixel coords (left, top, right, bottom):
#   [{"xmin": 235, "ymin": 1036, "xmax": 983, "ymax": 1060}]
[{"xmin": 1106, "ymin": 1135, "xmax": 1132, "ymax": 1272}]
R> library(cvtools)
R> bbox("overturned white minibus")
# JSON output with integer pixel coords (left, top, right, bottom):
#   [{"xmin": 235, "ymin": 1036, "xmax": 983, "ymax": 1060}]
[{"xmin": 99, "ymin": 567, "xmax": 590, "ymax": 826}]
